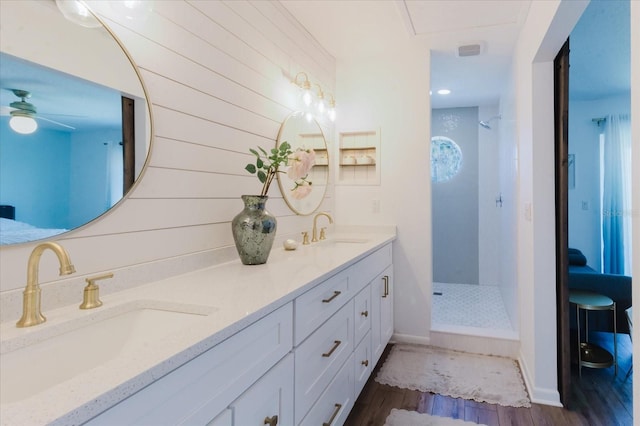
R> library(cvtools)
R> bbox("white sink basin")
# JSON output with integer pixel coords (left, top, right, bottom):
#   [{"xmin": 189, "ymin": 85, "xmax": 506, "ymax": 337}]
[
  {"xmin": 329, "ymin": 238, "xmax": 369, "ymax": 244},
  {"xmin": 1, "ymin": 301, "xmax": 213, "ymax": 404}
]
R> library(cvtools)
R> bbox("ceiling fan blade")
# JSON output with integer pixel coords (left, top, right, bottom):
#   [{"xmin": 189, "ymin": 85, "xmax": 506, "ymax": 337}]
[
  {"xmin": 37, "ymin": 115, "xmax": 76, "ymax": 130},
  {"xmin": 0, "ymin": 105, "xmax": 15, "ymax": 116}
]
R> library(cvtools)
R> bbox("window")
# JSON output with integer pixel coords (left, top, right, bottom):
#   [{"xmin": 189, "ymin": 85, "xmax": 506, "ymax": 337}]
[{"xmin": 431, "ymin": 136, "xmax": 462, "ymax": 182}]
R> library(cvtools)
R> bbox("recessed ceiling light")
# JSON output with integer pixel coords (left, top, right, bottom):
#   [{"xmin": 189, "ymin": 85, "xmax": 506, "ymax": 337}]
[{"xmin": 437, "ymin": 89, "xmax": 451, "ymax": 95}]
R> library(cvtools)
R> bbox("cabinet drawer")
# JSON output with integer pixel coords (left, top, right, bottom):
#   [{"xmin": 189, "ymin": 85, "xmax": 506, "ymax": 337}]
[
  {"xmin": 354, "ymin": 285, "xmax": 371, "ymax": 346},
  {"xmin": 294, "ymin": 270, "xmax": 351, "ymax": 345},
  {"xmin": 294, "ymin": 300, "xmax": 353, "ymax": 425},
  {"xmin": 354, "ymin": 331, "xmax": 372, "ymax": 398},
  {"xmin": 87, "ymin": 303, "xmax": 293, "ymax": 426},
  {"xmin": 299, "ymin": 353, "xmax": 355, "ymax": 426}
]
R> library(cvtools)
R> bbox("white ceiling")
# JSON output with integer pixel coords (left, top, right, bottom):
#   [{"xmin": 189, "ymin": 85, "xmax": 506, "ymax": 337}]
[
  {"xmin": 280, "ymin": 0, "xmax": 531, "ymax": 108},
  {"xmin": 281, "ymin": 0, "xmax": 630, "ymax": 109}
]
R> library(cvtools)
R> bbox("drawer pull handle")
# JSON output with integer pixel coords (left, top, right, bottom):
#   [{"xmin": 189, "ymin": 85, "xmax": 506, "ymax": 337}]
[
  {"xmin": 322, "ymin": 403, "xmax": 343, "ymax": 426},
  {"xmin": 361, "ymin": 310, "xmax": 369, "ymax": 317},
  {"xmin": 382, "ymin": 275, "xmax": 389, "ymax": 298},
  {"xmin": 322, "ymin": 290, "xmax": 341, "ymax": 303},
  {"xmin": 263, "ymin": 415, "xmax": 278, "ymax": 426},
  {"xmin": 361, "ymin": 359, "xmax": 369, "ymax": 367},
  {"xmin": 322, "ymin": 340, "xmax": 342, "ymax": 357}
]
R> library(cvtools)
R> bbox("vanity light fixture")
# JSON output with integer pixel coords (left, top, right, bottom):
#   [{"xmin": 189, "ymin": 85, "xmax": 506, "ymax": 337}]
[
  {"xmin": 293, "ymin": 71, "xmax": 336, "ymax": 122},
  {"xmin": 294, "ymin": 72, "xmax": 313, "ymax": 107},
  {"xmin": 55, "ymin": 0, "xmax": 101, "ymax": 28},
  {"xmin": 9, "ymin": 111, "xmax": 38, "ymax": 135}
]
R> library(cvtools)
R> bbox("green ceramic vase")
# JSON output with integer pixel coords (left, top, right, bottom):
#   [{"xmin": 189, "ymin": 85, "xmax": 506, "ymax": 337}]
[{"xmin": 231, "ymin": 195, "xmax": 277, "ymax": 265}]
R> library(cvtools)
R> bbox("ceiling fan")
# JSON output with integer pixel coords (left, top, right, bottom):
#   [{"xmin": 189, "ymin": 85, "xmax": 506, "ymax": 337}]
[{"xmin": 1, "ymin": 89, "xmax": 76, "ymax": 134}]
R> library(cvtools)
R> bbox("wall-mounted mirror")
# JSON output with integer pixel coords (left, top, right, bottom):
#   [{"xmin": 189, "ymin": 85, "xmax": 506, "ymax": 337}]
[
  {"xmin": 276, "ymin": 112, "xmax": 329, "ymax": 215},
  {"xmin": 0, "ymin": 1, "xmax": 151, "ymax": 245}
]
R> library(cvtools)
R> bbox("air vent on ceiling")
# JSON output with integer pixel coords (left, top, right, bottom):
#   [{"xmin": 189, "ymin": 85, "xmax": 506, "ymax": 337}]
[{"xmin": 457, "ymin": 43, "xmax": 483, "ymax": 57}]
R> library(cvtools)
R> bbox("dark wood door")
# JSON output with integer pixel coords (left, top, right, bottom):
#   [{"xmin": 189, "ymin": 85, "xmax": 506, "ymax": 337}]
[{"xmin": 554, "ymin": 38, "xmax": 571, "ymax": 405}]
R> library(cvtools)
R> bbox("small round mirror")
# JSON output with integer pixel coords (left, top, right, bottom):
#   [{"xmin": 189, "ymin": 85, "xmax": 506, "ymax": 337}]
[{"xmin": 276, "ymin": 112, "xmax": 329, "ymax": 215}]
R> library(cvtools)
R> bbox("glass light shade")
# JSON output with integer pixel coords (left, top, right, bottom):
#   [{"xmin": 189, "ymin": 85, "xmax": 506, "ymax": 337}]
[
  {"xmin": 110, "ymin": 0, "xmax": 153, "ymax": 21},
  {"xmin": 55, "ymin": 0, "xmax": 102, "ymax": 28},
  {"xmin": 316, "ymin": 98, "xmax": 326, "ymax": 114},
  {"xmin": 9, "ymin": 115, "xmax": 38, "ymax": 134},
  {"xmin": 302, "ymin": 89, "xmax": 313, "ymax": 107},
  {"xmin": 328, "ymin": 107, "xmax": 336, "ymax": 122}
]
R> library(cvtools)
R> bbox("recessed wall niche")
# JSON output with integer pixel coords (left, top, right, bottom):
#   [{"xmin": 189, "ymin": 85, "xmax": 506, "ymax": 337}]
[{"xmin": 337, "ymin": 129, "xmax": 380, "ymax": 185}]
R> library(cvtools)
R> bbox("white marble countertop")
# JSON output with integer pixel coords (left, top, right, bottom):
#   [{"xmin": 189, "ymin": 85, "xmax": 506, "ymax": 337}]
[{"xmin": 0, "ymin": 229, "xmax": 395, "ymax": 426}]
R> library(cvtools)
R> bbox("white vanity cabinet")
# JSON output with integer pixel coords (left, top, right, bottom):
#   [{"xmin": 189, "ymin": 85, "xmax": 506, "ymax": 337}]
[{"xmin": 84, "ymin": 242, "xmax": 393, "ymax": 426}]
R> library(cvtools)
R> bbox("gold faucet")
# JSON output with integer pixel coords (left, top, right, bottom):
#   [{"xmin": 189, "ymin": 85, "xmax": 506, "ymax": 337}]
[
  {"xmin": 16, "ymin": 242, "xmax": 76, "ymax": 328},
  {"xmin": 80, "ymin": 272, "xmax": 113, "ymax": 310},
  {"xmin": 312, "ymin": 212, "xmax": 333, "ymax": 243}
]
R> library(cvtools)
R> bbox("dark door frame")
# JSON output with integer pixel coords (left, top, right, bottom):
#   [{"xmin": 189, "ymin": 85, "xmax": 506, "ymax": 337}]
[
  {"xmin": 554, "ymin": 38, "xmax": 571, "ymax": 405},
  {"xmin": 122, "ymin": 96, "xmax": 135, "ymax": 194}
]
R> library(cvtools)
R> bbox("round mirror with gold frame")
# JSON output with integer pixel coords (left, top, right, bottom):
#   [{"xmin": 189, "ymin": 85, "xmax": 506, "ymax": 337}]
[
  {"xmin": 0, "ymin": 1, "xmax": 152, "ymax": 245},
  {"xmin": 276, "ymin": 112, "xmax": 329, "ymax": 215}
]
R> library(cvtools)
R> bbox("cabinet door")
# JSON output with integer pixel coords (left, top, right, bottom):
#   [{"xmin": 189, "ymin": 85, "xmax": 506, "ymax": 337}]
[
  {"xmin": 380, "ymin": 266, "xmax": 394, "ymax": 347},
  {"xmin": 371, "ymin": 266, "xmax": 393, "ymax": 365},
  {"xmin": 354, "ymin": 331, "xmax": 372, "ymax": 398},
  {"xmin": 353, "ymin": 284, "xmax": 372, "ymax": 346},
  {"xmin": 206, "ymin": 409, "xmax": 232, "ymax": 426},
  {"xmin": 231, "ymin": 353, "xmax": 294, "ymax": 426}
]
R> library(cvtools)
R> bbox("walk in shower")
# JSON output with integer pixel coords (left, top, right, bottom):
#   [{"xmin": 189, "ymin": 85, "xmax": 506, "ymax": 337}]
[{"xmin": 430, "ymin": 105, "xmax": 518, "ymax": 348}]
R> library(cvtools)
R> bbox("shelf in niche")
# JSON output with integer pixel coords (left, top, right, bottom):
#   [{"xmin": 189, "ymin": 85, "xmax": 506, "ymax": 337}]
[
  {"xmin": 340, "ymin": 146, "xmax": 376, "ymax": 151},
  {"xmin": 337, "ymin": 128, "xmax": 380, "ymax": 185}
]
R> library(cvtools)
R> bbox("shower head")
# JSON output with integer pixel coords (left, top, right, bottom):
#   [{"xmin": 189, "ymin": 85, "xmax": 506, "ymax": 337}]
[{"xmin": 479, "ymin": 115, "xmax": 501, "ymax": 130}]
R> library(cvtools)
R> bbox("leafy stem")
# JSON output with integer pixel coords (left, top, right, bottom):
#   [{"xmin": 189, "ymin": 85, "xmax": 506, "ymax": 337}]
[{"xmin": 245, "ymin": 141, "xmax": 292, "ymax": 196}]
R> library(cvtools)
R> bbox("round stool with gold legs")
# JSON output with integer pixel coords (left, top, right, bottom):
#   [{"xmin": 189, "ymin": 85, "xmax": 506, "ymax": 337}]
[{"xmin": 569, "ymin": 290, "xmax": 617, "ymax": 378}]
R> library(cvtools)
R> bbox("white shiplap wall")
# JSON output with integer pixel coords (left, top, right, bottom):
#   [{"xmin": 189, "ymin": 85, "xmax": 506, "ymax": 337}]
[{"xmin": 0, "ymin": 1, "xmax": 335, "ymax": 300}]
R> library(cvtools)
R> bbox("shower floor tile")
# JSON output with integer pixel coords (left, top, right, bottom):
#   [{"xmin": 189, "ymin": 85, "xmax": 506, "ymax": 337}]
[{"xmin": 432, "ymin": 282, "xmax": 513, "ymax": 330}]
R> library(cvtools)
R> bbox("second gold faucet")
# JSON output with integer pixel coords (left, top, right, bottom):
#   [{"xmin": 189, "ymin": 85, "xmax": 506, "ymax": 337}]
[{"xmin": 312, "ymin": 212, "xmax": 333, "ymax": 243}]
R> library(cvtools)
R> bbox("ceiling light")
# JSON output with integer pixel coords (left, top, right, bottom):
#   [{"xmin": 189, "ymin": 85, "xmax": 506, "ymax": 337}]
[
  {"xmin": 9, "ymin": 112, "xmax": 38, "ymax": 135},
  {"xmin": 437, "ymin": 89, "xmax": 451, "ymax": 95}
]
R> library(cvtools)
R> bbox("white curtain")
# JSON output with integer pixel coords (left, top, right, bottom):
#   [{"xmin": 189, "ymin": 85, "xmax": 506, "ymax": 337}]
[{"xmin": 601, "ymin": 114, "xmax": 632, "ymax": 275}]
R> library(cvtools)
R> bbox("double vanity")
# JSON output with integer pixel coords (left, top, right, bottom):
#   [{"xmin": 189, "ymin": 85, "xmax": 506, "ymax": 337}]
[{"xmin": 0, "ymin": 230, "xmax": 395, "ymax": 425}]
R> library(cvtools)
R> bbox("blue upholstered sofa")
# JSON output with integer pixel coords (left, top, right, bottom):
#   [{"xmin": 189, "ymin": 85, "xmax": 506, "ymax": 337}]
[{"xmin": 568, "ymin": 248, "xmax": 632, "ymax": 334}]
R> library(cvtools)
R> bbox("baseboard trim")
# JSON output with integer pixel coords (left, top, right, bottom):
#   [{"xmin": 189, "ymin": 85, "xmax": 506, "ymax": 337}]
[
  {"xmin": 391, "ymin": 333, "xmax": 431, "ymax": 346},
  {"xmin": 518, "ymin": 353, "xmax": 563, "ymax": 407}
]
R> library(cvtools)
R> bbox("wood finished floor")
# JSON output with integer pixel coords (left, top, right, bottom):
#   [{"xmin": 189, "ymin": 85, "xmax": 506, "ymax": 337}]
[{"xmin": 345, "ymin": 332, "xmax": 633, "ymax": 425}]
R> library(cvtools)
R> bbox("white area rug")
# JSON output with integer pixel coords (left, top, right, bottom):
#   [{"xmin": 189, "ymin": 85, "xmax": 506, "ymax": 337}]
[
  {"xmin": 384, "ymin": 409, "xmax": 488, "ymax": 426},
  {"xmin": 375, "ymin": 344, "xmax": 531, "ymax": 408}
]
